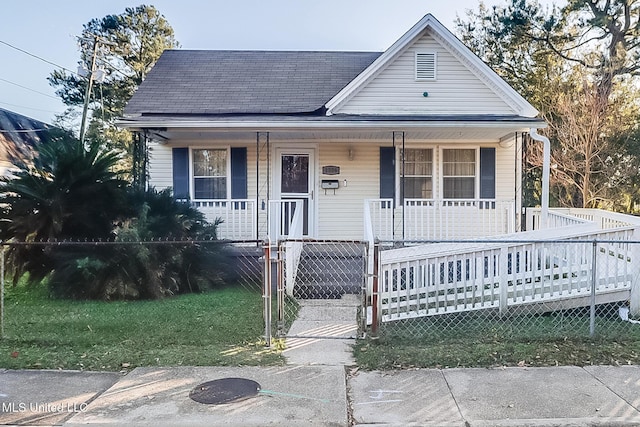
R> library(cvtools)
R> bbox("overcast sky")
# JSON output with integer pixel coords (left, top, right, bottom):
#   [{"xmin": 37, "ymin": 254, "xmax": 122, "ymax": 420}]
[{"xmin": 0, "ymin": 0, "xmax": 560, "ymax": 124}]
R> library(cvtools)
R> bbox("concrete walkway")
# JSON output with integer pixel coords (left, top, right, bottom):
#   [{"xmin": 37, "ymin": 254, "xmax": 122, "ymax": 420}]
[{"xmin": 283, "ymin": 295, "xmax": 360, "ymax": 366}]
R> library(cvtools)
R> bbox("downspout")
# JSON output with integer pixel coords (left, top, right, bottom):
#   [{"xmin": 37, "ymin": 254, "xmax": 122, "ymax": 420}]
[
  {"xmin": 401, "ymin": 131, "xmax": 405, "ymax": 240},
  {"xmin": 529, "ymin": 128, "xmax": 550, "ymax": 229}
]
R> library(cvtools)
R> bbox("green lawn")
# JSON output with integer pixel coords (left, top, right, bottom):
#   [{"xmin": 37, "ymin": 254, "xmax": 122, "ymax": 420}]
[
  {"xmin": 0, "ymin": 285, "xmax": 283, "ymax": 371},
  {"xmin": 355, "ymin": 311, "xmax": 640, "ymax": 369},
  {"xmin": 6, "ymin": 284, "xmax": 640, "ymax": 372}
]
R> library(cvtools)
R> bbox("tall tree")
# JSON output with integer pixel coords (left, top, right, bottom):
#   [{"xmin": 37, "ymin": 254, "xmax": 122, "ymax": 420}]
[
  {"xmin": 457, "ymin": 0, "xmax": 640, "ymax": 210},
  {"xmin": 48, "ymin": 5, "xmax": 179, "ymax": 186}
]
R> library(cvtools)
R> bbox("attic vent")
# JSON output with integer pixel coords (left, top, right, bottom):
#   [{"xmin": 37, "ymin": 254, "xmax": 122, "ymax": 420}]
[{"xmin": 415, "ymin": 52, "xmax": 436, "ymax": 80}]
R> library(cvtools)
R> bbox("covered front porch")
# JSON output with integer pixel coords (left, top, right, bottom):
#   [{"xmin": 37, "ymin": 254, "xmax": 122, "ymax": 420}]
[{"xmin": 140, "ymin": 118, "xmax": 545, "ymax": 243}]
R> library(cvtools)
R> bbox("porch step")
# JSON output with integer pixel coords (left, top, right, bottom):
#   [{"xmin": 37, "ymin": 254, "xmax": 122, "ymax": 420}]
[{"xmin": 293, "ymin": 244, "xmax": 365, "ymax": 299}]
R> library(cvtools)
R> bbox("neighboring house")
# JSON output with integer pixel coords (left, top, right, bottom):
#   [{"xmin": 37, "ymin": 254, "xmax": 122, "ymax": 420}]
[
  {"xmin": 0, "ymin": 108, "xmax": 52, "ymax": 176},
  {"xmin": 119, "ymin": 13, "xmax": 640, "ymax": 325},
  {"xmin": 119, "ymin": 14, "xmax": 545, "ymax": 242}
]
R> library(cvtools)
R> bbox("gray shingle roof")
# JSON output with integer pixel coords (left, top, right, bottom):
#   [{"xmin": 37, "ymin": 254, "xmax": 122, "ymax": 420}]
[
  {"xmin": 124, "ymin": 50, "xmax": 381, "ymax": 116},
  {"xmin": 0, "ymin": 108, "xmax": 52, "ymax": 166}
]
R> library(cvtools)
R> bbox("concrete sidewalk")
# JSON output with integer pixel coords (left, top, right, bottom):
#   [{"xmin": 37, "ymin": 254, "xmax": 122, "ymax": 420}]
[{"xmin": 3, "ymin": 365, "xmax": 640, "ymax": 426}]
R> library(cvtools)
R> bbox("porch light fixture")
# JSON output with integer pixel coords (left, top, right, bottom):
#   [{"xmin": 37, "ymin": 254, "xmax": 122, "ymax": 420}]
[
  {"xmin": 348, "ymin": 147, "xmax": 355, "ymax": 161},
  {"xmin": 499, "ymin": 135, "xmax": 514, "ymax": 148}
]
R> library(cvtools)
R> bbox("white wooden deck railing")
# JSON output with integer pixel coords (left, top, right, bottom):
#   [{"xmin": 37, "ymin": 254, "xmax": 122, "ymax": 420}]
[
  {"xmin": 365, "ymin": 198, "xmax": 515, "ymax": 241},
  {"xmin": 378, "ymin": 224, "xmax": 638, "ymax": 322},
  {"xmin": 191, "ymin": 199, "xmax": 256, "ymax": 240},
  {"xmin": 525, "ymin": 208, "xmax": 592, "ymax": 230},
  {"xmin": 549, "ymin": 208, "xmax": 640, "ymax": 229}
]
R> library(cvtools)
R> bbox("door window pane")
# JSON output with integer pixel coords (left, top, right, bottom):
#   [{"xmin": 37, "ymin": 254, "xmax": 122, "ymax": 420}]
[
  {"xmin": 281, "ymin": 155, "xmax": 309, "ymax": 193},
  {"xmin": 442, "ymin": 149, "xmax": 476, "ymax": 199},
  {"xmin": 193, "ymin": 149, "xmax": 227, "ymax": 199}
]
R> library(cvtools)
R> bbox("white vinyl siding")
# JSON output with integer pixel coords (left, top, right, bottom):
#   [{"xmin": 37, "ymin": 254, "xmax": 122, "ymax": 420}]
[
  {"xmin": 496, "ymin": 140, "xmax": 517, "ymax": 201},
  {"xmin": 148, "ymin": 141, "xmax": 173, "ymax": 190},
  {"xmin": 334, "ymin": 30, "xmax": 516, "ymax": 115},
  {"xmin": 317, "ymin": 142, "xmax": 380, "ymax": 240}
]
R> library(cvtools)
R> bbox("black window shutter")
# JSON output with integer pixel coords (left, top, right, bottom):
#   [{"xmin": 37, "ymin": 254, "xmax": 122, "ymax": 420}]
[
  {"xmin": 172, "ymin": 147, "xmax": 189, "ymax": 200},
  {"xmin": 230, "ymin": 147, "xmax": 248, "ymax": 199},
  {"xmin": 380, "ymin": 147, "xmax": 395, "ymax": 200},
  {"xmin": 480, "ymin": 147, "xmax": 496, "ymax": 199}
]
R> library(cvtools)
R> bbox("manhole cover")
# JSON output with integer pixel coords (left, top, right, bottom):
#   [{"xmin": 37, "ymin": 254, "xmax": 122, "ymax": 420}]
[{"xmin": 189, "ymin": 378, "xmax": 261, "ymax": 405}]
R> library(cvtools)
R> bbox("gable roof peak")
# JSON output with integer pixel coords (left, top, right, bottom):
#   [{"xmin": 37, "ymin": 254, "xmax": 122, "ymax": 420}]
[{"xmin": 325, "ymin": 13, "xmax": 539, "ymax": 118}]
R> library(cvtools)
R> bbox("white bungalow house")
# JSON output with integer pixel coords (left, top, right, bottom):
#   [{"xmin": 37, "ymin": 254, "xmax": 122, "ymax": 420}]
[
  {"xmin": 119, "ymin": 14, "xmax": 545, "ymax": 242},
  {"xmin": 119, "ymin": 14, "xmax": 640, "ymax": 324}
]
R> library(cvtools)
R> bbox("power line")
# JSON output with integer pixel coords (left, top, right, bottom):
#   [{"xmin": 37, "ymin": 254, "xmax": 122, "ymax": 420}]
[
  {"xmin": 0, "ymin": 39, "xmax": 78, "ymax": 76},
  {"xmin": 0, "ymin": 77, "xmax": 59, "ymax": 100},
  {"xmin": 0, "ymin": 101, "xmax": 62, "ymax": 114},
  {"xmin": 1, "ymin": 37, "xmax": 131, "ymax": 81}
]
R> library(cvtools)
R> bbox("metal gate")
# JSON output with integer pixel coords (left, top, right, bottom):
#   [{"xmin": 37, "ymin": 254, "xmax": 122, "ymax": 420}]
[{"xmin": 275, "ymin": 239, "xmax": 368, "ymax": 339}]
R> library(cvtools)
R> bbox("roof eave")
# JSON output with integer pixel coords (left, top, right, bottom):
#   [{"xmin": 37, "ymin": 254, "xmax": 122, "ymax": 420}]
[{"xmin": 116, "ymin": 117, "xmax": 547, "ymax": 132}]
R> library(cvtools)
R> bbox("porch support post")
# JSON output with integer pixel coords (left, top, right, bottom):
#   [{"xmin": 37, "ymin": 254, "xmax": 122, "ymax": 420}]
[
  {"xmin": 393, "ymin": 131, "xmax": 404, "ymax": 240},
  {"xmin": 257, "ymin": 132, "xmax": 270, "ymax": 242},
  {"xmin": 529, "ymin": 128, "xmax": 550, "ymax": 229}
]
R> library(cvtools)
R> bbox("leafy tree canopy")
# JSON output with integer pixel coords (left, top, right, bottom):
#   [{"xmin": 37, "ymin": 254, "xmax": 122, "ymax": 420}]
[
  {"xmin": 48, "ymin": 5, "xmax": 178, "ymax": 181},
  {"xmin": 457, "ymin": 0, "xmax": 640, "ymax": 211},
  {"xmin": 49, "ymin": 5, "xmax": 178, "ymax": 120}
]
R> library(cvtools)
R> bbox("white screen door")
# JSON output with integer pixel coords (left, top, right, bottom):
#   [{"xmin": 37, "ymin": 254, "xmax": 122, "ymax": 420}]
[{"xmin": 277, "ymin": 149, "xmax": 315, "ymax": 236}]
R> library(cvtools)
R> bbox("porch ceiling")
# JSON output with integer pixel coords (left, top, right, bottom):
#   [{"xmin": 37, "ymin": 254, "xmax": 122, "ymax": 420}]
[{"xmin": 119, "ymin": 114, "xmax": 546, "ymax": 143}]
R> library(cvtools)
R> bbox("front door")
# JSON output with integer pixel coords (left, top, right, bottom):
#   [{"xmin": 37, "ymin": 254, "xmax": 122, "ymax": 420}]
[{"xmin": 277, "ymin": 149, "xmax": 315, "ymax": 237}]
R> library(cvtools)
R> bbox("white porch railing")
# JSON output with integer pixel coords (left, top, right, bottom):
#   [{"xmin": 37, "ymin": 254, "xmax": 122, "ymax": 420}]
[
  {"xmin": 191, "ymin": 199, "xmax": 256, "ymax": 240},
  {"xmin": 268, "ymin": 200, "xmax": 304, "ymax": 244},
  {"xmin": 366, "ymin": 199, "xmax": 395, "ymax": 241},
  {"xmin": 365, "ymin": 198, "xmax": 515, "ymax": 241}
]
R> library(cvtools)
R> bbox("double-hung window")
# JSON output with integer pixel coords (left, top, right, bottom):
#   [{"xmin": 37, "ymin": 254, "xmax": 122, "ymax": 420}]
[
  {"xmin": 402, "ymin": 148, "xmax": 433, "ymax": 199},
  {"xmin": 442, "ymin": 148, "xmax": 476, "ymax": 199},
  {"xmin": 192, "ymin": 148, "xmax": 227, "ymax": 199}
]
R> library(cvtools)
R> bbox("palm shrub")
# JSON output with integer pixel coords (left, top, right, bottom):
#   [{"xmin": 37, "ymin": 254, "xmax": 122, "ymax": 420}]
[
  {"xmin": 0, "ymin": 131, "xmax": 129, "ymax": 284},
  {"xmin": 48, "ymin": 190, "xmax": 230, "ymax": 300},
  {"xmin": 0, "ymin": 133, "xmax": 230, "ymax": 300}
]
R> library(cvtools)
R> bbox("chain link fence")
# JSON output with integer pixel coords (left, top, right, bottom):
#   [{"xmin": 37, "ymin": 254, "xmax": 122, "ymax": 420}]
[
  {"xmin": 276, "ymin": 240, "xmax": 368, "ymax": 339},
  {"xmin": 4, "ymin": 236, "xmax": 640, "ymax": 357},
  {"xmin": 369, "ymin": 239, "xmax": 640, "ymax": 343},
  {"xmin": 0, "ymin": 239, "xmax": 270, "ymax": 344}
]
